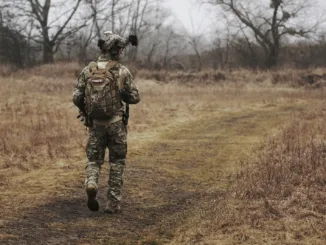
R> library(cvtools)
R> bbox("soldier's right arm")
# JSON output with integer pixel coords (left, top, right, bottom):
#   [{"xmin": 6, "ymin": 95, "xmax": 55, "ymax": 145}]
[{"xmin": 72, "ymin": 67, "xmax": 88, "ymax": 112}]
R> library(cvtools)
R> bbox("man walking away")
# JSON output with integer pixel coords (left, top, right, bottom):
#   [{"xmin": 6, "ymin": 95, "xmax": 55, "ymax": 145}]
[{"xmin": 73, "ymin": 31, "xmax": 140, "ymax": 213}]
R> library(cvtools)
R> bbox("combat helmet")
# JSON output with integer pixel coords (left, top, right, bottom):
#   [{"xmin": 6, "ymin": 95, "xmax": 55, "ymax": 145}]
[{"xmin": 98, "ymin": 31, "xmax": 138, "ymax": 59}]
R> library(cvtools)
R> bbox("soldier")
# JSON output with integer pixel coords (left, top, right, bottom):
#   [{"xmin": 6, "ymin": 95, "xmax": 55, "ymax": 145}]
[{"xmin": 73, "ymin": 31, "xmax": 140, "ymax": 213}]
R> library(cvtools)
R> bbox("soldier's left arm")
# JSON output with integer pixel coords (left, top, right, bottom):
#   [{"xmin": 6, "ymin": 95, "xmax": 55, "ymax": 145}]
[{"xmin": 119, "ymin": 66, "xmax": 141, "ymax": 104}]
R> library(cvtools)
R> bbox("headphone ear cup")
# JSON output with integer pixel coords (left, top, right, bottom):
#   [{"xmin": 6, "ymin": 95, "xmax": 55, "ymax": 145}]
[
  {"xmin": 98, "ymin": 39, "xmax": 105, "ymax": 50},
  {"xmin": 129, "ymin": 35, "xmax": 138, "ymax": 46}
]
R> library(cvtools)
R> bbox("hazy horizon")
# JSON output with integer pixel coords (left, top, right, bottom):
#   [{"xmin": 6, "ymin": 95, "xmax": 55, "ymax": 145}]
[{"xmin": 166, "ymin": 0, "xmax": 326, "ymax": 35}]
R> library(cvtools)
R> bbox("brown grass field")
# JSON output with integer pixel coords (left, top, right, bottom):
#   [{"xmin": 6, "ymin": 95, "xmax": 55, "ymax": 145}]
[{"xmin": 0, "ymin": 63, "xmax": 326, "ymax": 245}]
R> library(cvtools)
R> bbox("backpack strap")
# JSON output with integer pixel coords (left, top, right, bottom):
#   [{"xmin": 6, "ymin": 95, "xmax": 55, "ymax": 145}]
[
  {"xmin": 104, "ymin": 60, "xmax": 118, "ymax": 70},
  {"xmin": 118, "ymin": 67, "xmax": 123, "ymax": 90}
]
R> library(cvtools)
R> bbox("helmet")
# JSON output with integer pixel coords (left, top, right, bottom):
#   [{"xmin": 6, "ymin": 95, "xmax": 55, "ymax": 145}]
[
  {"xmin": 99, "ymin": 31, "xmax": 128, "ymax": 51},
  {"xmin": 98, "ymin": 31, "xmax": 138, "ymax": 60},
  {"xmin": 98, "ymin": 31, "xmax": 138, "ymax": 52}
]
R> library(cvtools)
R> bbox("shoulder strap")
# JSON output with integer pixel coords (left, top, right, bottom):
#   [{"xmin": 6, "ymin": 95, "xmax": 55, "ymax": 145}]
[
  {"xmin": 118, "ymin": 67, "xmax": 123, "ymax": 90},
  {"xmin": 105, "ymin": 60, "xmax": 118, "ymax": 70}
]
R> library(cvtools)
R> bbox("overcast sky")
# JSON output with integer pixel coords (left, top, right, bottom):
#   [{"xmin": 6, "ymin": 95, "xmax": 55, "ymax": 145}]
[
  {"xmin": 165, "ymin": 0, "xmax": 215, "ymax": 33},
  {"xmin": 165, "ymin": 0, "xmax": 326, "ymax": 35}
]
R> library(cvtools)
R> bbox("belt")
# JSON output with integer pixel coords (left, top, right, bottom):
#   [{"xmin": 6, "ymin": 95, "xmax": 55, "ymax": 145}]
[{"xmin": 93, "ymin": 116, "xmax": 122, "ymax": 125}]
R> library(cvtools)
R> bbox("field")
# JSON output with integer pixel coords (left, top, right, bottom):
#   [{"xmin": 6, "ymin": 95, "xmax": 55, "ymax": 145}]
[{"xmin": 0, "ymin": 63, "xmax": 326, "ymax": 245}]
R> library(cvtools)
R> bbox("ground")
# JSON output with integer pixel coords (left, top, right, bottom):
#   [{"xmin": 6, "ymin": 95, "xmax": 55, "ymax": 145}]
[{"xmin": 0, "ymin": 66, "xmax": 325, "ymax": 245}]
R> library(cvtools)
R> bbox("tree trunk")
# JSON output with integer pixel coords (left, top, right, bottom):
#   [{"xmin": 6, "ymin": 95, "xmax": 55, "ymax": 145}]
[
  {"xmin": 195, "ymin": 51, "xmax": 202, "ymax": 71},
  {"xmin": 43, "ymin": 40, "xmax": 54, "ymax": 63},
  {"xmin": 11, "ymin": 34, "xmax": 24, "ymax": 68},
  {"xmin": 266, "ymin": 45, "xmax": 279, "ymax": 68},
  {"xmin": 78, "ymin": 44, "xmax": 88, "ymax": 64}
]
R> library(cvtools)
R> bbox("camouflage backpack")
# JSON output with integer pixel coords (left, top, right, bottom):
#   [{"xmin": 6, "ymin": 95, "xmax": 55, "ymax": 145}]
[{"xmin": 84, "ymin": 61, "xmax": 122, "ymax": 120}]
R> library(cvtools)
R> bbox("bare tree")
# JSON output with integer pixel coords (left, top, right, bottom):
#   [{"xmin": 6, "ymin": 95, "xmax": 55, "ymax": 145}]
[
  {"xmin": 127, "ymin": 0, "xmax": 169, "ymax": 61},
  {"xmin": 86, "ymin": 0, "xmax": 131, "ymax": 38},
  {"xmin": 139, "ymin": 26, "xmax": 184, "ymax": 69},
  {"xmin": 76, "ymin": 22, "xmax": 97, "ymax": 62},
  {"xmin": 3, "ymin": 0, "xmax": 86, "ymax": 63},
  {"xmin": 138, "ymin": 2, "xmax": 174, "ymax": 67},
  {"xmin": 186, "ymin": 34, "xmax": 203, "ymax": 71},
  {"xmin": 77, "ymin": 0, "xmax": 169, "ymax": 64},
  {"xmin": 183, "ymin": 13, "xmax": 206, "ymax": 71},
  {"xmin": 161, "ymin": 29, "xmax": 183, "ymax": 68},
  {"xmin": 0, "ymin": 3, "xmax": 37, "ymax": 67},
  {"xmin": 229, "ymin": 25, "xmax": 261, "ymax": 68},
  {"xmin": 30, "ymin": 0, "xmax": 84, "ymax": 63},
  {"xmin": 204, "ymin": 0, "xmax": 321, "ymax": 68},
  {"xmin": 127, "ymin": 0, "xmax": 149, "ymax": 61}
]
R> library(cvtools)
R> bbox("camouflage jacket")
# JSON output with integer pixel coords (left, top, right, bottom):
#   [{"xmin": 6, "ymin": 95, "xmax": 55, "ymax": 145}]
[{"xmin": 72, "ymin": 56, "xmax": 141, "ymax": 115}]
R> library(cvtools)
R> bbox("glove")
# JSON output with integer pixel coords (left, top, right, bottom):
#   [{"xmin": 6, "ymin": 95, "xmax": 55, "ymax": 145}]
[
  {"xmin": 77, "ymin": 111, "xmax": 93, "ymax": 127},
  {"xmin": 77, "ymin": 111, "xmax": 85, "ymax": 122}
]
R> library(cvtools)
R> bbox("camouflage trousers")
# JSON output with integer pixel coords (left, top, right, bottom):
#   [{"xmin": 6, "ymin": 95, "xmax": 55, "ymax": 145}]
[{"xmin": 85, "ymin": 120, "xmax": 127, "ymax": 203}]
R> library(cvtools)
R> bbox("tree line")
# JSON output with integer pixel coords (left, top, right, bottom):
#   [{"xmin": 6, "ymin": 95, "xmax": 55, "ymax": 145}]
[{"xmin": 0, "ymin": 0, "xmax": 325, "ymax": 70}]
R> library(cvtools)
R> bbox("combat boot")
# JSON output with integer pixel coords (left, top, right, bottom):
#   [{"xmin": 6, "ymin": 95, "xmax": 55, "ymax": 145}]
[
  {"xmin": 103, "ymin": 200, "xmax": 121, "ymax": 214},
  {"xmin": 86, "ymin": 184, "xmax": 99, "ymax": 212}
]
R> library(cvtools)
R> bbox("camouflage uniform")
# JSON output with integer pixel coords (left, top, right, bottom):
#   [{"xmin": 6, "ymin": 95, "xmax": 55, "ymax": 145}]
[{"xmin": 73, "ymin": 55, "xmax": 140, "ymax": 208}]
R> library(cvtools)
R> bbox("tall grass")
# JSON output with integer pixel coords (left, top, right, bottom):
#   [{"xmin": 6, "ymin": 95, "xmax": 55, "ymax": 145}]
[
  {"xmin": 0, "ymin": 63, "xmax": 325, "ymax": 176},
  {"xmin": 0, "ymin": 76, "xmax": 83, "ymax": 170},
  {"xmin": 236, "ymin": 110, "xmax": 326, "ymax": 216},
  {"xmin": 180, "ymin": 109, "xmax": 326, "ymax": 244}
]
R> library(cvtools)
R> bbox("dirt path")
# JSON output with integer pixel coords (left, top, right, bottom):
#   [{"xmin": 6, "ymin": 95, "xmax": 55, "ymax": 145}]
[{"xmin": 0, "ymin": 102, "xmax": 305, "ymax": 245}]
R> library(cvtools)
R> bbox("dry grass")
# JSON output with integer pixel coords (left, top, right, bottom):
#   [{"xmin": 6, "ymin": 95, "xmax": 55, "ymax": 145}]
[
  {"xmin": 1, "ymin": 62, "xmax": 326, "ymax": 244},
  {"xmin": 2, "ymin": 62, "xmax": 81, "ymax": 78},
  {"xmin": 2, "ymin": 63, "xmax": 316, "ymax": 172},
  {"xmin": 138, "ymin": 67, "xmax": 326, "ymax": 88},
  {"xmin": 229, "ymin": 109, "xmax": 326, "ymax": 244},
  {"xmin": 170, "ymin": 107, "xmax": 326, "ymax": 245},
  {"xmin": 0, "ymin": 64, "xmax": 12, "ymax": 76},
  {"xmin": 0, "ymin": 75, "xmax": 82, "ymax": 171},
  {"xmin": 238, "ymin": 110, "xmax": 326, "ymax": 202},
  {"xmin": 3, "ymin": 62, "xmax": 326, "ymax": 88}
]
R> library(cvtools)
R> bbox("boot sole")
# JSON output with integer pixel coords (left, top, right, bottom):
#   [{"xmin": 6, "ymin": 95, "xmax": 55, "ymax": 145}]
[{"xmin": 86, "ymin": 187, "xmax": 99, "ymax": 212}]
